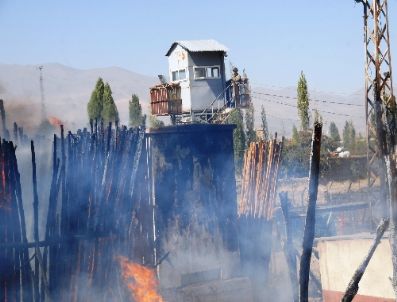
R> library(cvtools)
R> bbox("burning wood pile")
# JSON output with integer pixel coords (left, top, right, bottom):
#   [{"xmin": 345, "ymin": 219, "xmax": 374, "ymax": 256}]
[
  {"xmin": 42, "ymin": 123, "xmax": 154, "ymax": 301},
  {"xmin": 0, "ymin": 121, "xmax": 163, "ymax": 302},
  {"xmin": 118, "ymin": 256, "xmax": 164, "ymax": 302}
]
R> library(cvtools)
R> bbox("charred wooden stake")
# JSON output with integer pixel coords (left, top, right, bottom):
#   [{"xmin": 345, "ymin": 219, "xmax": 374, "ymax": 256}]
[
  {"xmin": 90, "ymin": 119, "xmax": 94, "ymax": 134},
  {"xmin": 341, "ymin": 218, "xmax": 389, "ymax": 302},
  {"xmin": 31, "ymin": 141, "xmax": 40, "ymax": 302},
  {"xmin": 280, "ymin": 192, "xmax": 298, "ymax": 302},
  {"xmin": 60, "ymin": 125, "xmax": 67, "ymax": 236},
  {"xmin": 0, "ymin": 99, "xmax": 7, "ymax": 139},
  {"xmin": 13, "ymin": 122, "xmax": 18, "ymax": 142},
  {"xmin": 299, "ymin": 122, "xmax": 322, "ymax": 302},
  {"xmin": 43, "ymin": 134, "xmax": 60, "ymax": 298},
  {"xmin": 371, "ymin": 79, "xmax": 397, "ymax": 298}
]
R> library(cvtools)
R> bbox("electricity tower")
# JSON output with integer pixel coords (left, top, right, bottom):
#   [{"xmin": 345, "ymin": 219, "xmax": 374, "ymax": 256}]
[
  {"xmin": 356, "ymin": 0, "xmax": 397, "ymax": 294},
  {"xmin": 356, "ymin": 0, "xmax": 395, "ymax": 213}
]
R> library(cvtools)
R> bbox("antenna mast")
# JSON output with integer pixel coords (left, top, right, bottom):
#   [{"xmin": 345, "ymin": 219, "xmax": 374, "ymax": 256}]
[{"xmin": 38, "ymin": 65, "xmax": 47, "ymax": 122}]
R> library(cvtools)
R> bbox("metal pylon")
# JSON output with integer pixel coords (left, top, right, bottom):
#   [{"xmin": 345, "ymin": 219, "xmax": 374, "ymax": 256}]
[{"xmin": 357, "ymin": 0, "xmax": 395, "ymax": 216}]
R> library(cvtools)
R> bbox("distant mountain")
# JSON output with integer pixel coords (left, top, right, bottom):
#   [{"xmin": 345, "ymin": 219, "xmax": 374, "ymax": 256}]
[
  {"xmin": 0, "ymin": 63, "xmax": 157, "ymax": 131},
  {"xmin": 0, "ymin": 63, "xmax": 366, "ymax": 136}
]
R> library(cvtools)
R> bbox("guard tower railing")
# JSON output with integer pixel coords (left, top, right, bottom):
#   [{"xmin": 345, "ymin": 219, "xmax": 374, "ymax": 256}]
[
  {"xmin": 150, "ymin": 83, "xmax": 182, "ymax": 116},
  {"xmin": 225, "ymin": 79, "xmax": 251, "ymax": 109},
  {"xmin": 200, "ymin": 79, "xmax": 252, "ymax": 123}
]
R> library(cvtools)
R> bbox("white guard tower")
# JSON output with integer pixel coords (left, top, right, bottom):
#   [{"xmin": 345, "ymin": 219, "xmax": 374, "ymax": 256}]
[{"xmin": 150, "ymin": 39, "xmax": 251, "ymax": 124}]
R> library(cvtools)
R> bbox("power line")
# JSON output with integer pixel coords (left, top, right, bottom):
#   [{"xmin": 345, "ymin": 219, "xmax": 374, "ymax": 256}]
[
  {"xmin": 251, "ymin": 90, "xmax": 364, "ymax": 107},
  {"xmin": 265, "ymin": 112, "xmax": 300, "ymax": 122},
  {"xmin": 251, "ymin": 95, "xmax": 365, "ymax": 118}
]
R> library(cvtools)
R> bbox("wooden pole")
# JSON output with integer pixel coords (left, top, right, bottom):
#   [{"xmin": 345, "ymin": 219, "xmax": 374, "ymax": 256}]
[
  {"xmin": 299, "ymin": 122, "xmax": 322, "ymax": 302},
  {"xmin": 280, "ymin": 192, "xmax": 298, "ymax": 302},
  {"xmin": 31, "ymin": 141, "xmax": 40, "ymax": 301},
  {"xmin": 342, "ymin": 218, "xmax": 389, "ymax": 302},
  {"xmin": 0, "ymin": 99, "xmax": 7, "ymax": 139},
  {"xmin": 9, "ymin": 140, "xmax": 34, "ymax": 300}
]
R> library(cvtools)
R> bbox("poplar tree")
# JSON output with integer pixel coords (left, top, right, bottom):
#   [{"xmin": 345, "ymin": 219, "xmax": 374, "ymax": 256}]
[
  {"xmin": 226, "ymin": 108, "xmax": 246, "ymax": 172},
  {"xmin": 292, "ymin": 125, "xmax": 299, "ymax": 144},
  {"xmin": 297, "ymin": 71, "xmax": 309, "ymax": 131},
  {"xmin": 313, "ymin": 109, "xmax": 322, "ymax": 124},
  {"xmin": 329, "ymin": 122, "xmax": 341, "ymax": 142},
  {"xmin": 245, "ymin": 104, "xmax": 256, "ymax": 145},
  {"xmin": 261, "ymin": 105, "xmax": 269, "ymax": 141},
  {"xmin": 129, "ymin": 94, "xmax": 144, "ymax": 127},
  {"xmin": 102, "ymin": 83, "xmax": 119, "ymax": 123},
  {"xmin": 87, "ymin": 77, "xmax": 105, "ymax": 121},
  {"xmin": 343, "ymin": 120, "xmax": 356, "ymax": 151}
]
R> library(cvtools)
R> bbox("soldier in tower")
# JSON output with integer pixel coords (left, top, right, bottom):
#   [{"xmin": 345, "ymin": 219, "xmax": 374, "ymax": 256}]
[{"xmin": 231, "ymin": 67, "xmax": 242, "ymax": 107}]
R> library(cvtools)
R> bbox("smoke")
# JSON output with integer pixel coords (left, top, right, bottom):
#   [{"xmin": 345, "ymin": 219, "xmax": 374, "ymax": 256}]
[
  {"xmin": 1, "ymin": 116, "xmax": 323, "ymax": 302},
  {"xmin": 2, "ymin": 98, "xmax": 41, "ymax": 133},
  {"xmin": 14, "ymin": 139, "xmax": 53, "ymax": 243},
  {"xmin": 0, "ymin": 82, "xmax": 6, "ymax": 94},
  {"xmin": 159, "ymin": 219, "xmax": 240, "ymax": 289}
]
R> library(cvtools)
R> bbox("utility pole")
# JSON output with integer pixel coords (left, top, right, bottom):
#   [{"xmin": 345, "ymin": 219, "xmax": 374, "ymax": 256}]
[
  {"xmin": 355, "ymin": 0, "xmax": 397, "ymax": 297},
  {"xmin": 38, "ymin": 65, "xmax": 47, "ymax": 122}
]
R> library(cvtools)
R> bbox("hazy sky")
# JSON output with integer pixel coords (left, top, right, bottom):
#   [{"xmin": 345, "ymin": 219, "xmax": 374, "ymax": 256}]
[{"xmin": 0, "ymin": 0, "xmax": 396, "ymax": 94}]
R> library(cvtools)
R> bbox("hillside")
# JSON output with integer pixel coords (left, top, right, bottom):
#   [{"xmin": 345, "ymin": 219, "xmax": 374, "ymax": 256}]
[
  {"xmin": 0, "ymin": 63, "xmax": 366, "ymax": 135},
  {"xmin": 0, "ymin": 63, "xmax": 157, "ymax": 131}
]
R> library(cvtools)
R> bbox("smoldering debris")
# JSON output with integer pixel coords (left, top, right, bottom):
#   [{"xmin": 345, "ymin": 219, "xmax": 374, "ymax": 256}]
[
  {"xmin": 0, "ymin": 122, "xmax": 152, "ymax": 301},
  {"xmin": 0, "ymin": 112, "xmax": 390, "ymax": 302},
  {"xmin": 0, "ymin": 82, "xmax": 6, "ymax": 94}
]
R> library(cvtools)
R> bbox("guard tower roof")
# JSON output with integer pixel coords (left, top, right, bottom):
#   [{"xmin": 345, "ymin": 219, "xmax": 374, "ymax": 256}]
[{"xmin": 165, "ymin": 39, "xmax": 228, "ymax": 56}]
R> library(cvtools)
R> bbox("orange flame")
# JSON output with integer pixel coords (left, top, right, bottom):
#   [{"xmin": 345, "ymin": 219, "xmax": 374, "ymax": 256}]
[
  {"xmin": 48, "ymin": 116, "xmax": 63, "ymax": 127},
  {"xmin": 117, "ymin": 256, "xmax": 164, "ymax": 302}
]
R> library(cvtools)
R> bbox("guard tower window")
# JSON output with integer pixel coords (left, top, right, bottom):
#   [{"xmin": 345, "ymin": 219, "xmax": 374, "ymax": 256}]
[
  {"xmin": 171, "ymin": 69, "xmax": 187, "ymax": 82},
  {"xmin": 194, "ymin": 66, "xmax": 220, "ymax": 80}
]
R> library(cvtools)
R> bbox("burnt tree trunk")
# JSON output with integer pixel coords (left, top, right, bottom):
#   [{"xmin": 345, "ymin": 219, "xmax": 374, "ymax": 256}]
[{"xmin": 299, "ymin": 122, "xmax": 322, "ymax": 302}]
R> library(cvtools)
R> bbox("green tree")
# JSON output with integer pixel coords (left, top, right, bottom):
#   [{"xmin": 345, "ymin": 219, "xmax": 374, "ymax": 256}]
[
  {"xmin": 281, "ymin": 130, "xmax": 312, "ymax": 178},
  {"xmin": 343, "ymin": 120, "xmax": 356, "ymax": 152},
  {"xmin": 87, "ymin": 78, "xmax": 105, "ymax": 121},
  {"xmin": 260, "ymin": 105, "xmax": 269, "ymax": 141},
  {"xmin": 129, "ymin": 94, "xmax": 144, "ymax": 127},
  {"xmin": 102, "ymin": 83, "xmax": 119, "ymax": 123},
  {"xmin": 226, "ymin": 108, "xmax": 246, "ymax": 172},
  {"xmin": 297, "ymin": 71, "xmax": 310, "ymax": 131},
  {"xmin": 313, "ymin": 109, "xmax": 322, "ymax": 124},
  {"xmin": 292, "ymin": 125, "xmax": 299, "ymax": 144},
  {"xmin": 329, "ymin": 122, "xmax": 341, "ymax": 142},
  {"xmin": 245, "ymin": 104, "xmax": 256, "ymax": 145}
]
